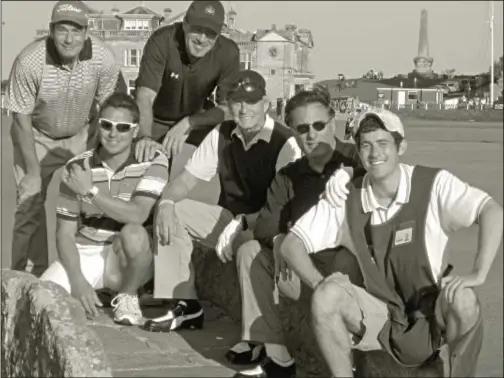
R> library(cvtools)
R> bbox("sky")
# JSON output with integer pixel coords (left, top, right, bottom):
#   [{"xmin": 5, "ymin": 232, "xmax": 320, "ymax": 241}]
[{"xmin": 1, "ymin": 1, "xmax": 503, "ymax": 82}]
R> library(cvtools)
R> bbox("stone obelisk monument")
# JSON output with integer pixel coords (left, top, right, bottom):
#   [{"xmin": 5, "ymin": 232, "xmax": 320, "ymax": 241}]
[{"xmin": 413, "ymin": 9, "xmax": 434, "ymax": 77}]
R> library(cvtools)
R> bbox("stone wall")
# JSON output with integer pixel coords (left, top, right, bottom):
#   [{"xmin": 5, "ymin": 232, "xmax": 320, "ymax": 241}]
[{"xmin": 1, "ymin": 270, "xmax": 112, "ymax": 377}]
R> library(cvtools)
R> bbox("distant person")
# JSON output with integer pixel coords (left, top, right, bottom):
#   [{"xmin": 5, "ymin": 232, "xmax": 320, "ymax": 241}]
[
  {"xmin": 143, "ymin": 70, "xmax": 302, "ymax": 333},
  {"xmin": 282, "ymin": 108, "xmax": 503, "ymax": 377},
  {"xmin": 231, "ymin": 88, "xmax": 364, "ymax": 378},
  {"xmin": 5, "ymin": 0, "xmax": 123, "ymax": 277},
  {"xmin": 134, "ymin": 0, "xmax": 240, "ymax": 178},
  {"xmin": 40, "ymin": 93, "xmax": 169, "ymax": 324}
]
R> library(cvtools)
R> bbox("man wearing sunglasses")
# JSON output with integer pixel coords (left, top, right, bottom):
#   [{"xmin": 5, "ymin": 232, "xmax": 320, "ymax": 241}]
[
  {"xmin": 134, "ymin": 0, "xmax": 240, "ymax": 178},
  {"xmin": 231, "ymin": 88, "xmax": 364, "ymax": 378},
  {"xmin": 40, "ymin": 93, "xmax": 169, "ymax": 325},
  {"xmin": 5, "ymin": 0, "xmax": 123, "ymax": 277},
  {"xmin": 141, "ymin": 70, "xmax": 302, "ymax": 333}
]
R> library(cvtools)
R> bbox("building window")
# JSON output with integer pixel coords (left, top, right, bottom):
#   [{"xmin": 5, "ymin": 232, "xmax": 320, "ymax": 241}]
[
  {"xmin": 88, "ymin": 19, "xmax": 95, "ymax": 30},
  {"xmin": 240, "ymin": 52, "xmax": 251, "ymax": 70},
  {"xmin": 124, "ymin": 19, "xmax": 150, "ymax": 30},
  {"xmin": 408, "ymin": 91, "xmax": 418, "ymax": 100},
  {"xmin": 270, "ymin": 69, "xmax": 276, "ymax": 75},
  {"xmin": 123, "ymin": 49, "xmax": 143, "ymax": 67}
]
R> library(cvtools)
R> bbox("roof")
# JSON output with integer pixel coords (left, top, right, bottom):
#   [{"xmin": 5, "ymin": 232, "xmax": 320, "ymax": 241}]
[
  {"xmin": 378, "ymin": 77, "xmax": 445, "ymax": 89},
  {"xmin": 122, "ymin": 5, "xmax": 163, "ymax": 18}
]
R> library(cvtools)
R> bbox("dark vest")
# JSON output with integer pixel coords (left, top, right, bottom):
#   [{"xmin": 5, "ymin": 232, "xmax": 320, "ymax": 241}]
[
  {"xmin": 217, "ymin": 120, "xmax": 293, "ymax": 216},
  {"xmin": 346, "ymin": 166, "xmax": 442, "ymax": 367}
]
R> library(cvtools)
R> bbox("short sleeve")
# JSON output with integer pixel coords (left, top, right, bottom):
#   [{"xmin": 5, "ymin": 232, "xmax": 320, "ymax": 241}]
[
  {"xmin": 136, "ymin": 31, "xmax": 168, "ymax": 94},
  {"xmin": 133, "ymin": 151, "xmax": 170, "ymax": 199},
  {"xmin": 5, "ymin": 56, "xmax": 39, "ymax": 114},
  {"xmin": 95, "ymin": 47, "xmax": 121, "ymax": 105},
  {"xmin": 56, "ymin": 169, "xmax": 81, "ymax": 221},
  {"xmin": 275, "ymin": 136, "xmax": 303, "ymax": 172},
  {"xmin": 184, "ymin": 126, "xmax": 220, "ymax": 181},
  {"xmin": 290, "ymin": 198, "xmax": 346, "ymax": 254},
  {"xmin": 435, "ymin": 170, "xmax": 491, "ymax": 233}
]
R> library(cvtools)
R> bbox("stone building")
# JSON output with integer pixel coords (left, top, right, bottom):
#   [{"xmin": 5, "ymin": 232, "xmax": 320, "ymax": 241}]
[{"xmin": 35, "ymin": 3, "xmax": 315, "ymax": 101}]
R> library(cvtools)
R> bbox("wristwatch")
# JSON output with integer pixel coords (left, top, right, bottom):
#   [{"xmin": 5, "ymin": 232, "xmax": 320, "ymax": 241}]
[{"xmin": 84, "ymin": 186, "xmax": 99, "ymax": 202}]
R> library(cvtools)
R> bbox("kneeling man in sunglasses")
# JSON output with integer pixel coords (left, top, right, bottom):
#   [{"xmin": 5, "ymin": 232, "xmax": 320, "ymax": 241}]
[{"xmin": 40, "ymin": 93, "xmax": 169, "ymax": 325}]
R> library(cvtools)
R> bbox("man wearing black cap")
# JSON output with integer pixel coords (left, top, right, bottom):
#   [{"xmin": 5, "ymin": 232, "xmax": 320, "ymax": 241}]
[
  {"xmin": 141, "ymin": 70, "xmax": 302, "ymax": 332},
  {"xmin": 134, "ymin": 0, "xmax": 240, "ymax": 178}
]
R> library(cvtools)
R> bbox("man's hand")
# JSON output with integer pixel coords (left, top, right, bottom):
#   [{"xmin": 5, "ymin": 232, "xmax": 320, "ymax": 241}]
[
  {"xmin": 17, "ymin": 172, "xmax": 42, "ymax": 205},
  {"xmin": 162, "ymin": 117, "xmax": 191, "ymax": 158},
  {"xmin": 273, "ymin": 235, "xmax": 291, "ymax": 282},
  {"xmin": 215, "ymin": 217, "xmax": 243, "ymax": 263},
  {"xmin": 62, "ymin": 158, "xmax": 94, "ymax": 196},
  {"xmin": 155, "ymin": 201, "xmax": 178, "ymax": 247},
  {"xmin": 440, "ymin": 273, "xmax": 484, "ymax": 304},
  {"xmin": 321, "ymin": 164, "xmax": 352, "ymax": 208},
  {"xmin": 70, "ymin": 276, "xmax": 103, "ymax": 318},
  {"xmin": 135, "ymin": 136, "xmax": 163, "ymax": 163}
]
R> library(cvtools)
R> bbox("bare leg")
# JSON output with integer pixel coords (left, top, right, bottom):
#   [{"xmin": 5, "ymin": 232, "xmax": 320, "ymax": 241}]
[
  {"xmin": 311, "ymin": 273, "xmax": 368, "ymax": 377},
  {"xmin": 114, "ymin": 224, "xmax": 152, "ymax": 294}
]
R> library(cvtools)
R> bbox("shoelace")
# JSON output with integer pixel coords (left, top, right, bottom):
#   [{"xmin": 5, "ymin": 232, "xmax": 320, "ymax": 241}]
[{"xmin": 111, "ymin": 293, "xmax": 139, "ymax": 314}]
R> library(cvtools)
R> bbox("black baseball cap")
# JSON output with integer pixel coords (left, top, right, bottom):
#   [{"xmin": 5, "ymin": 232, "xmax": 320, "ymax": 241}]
[
  {"xmin": 185, "ymin": 0, "xmax": 225, "ymax": 35},
  {"xmin": 227, "ymin": 70, "xmax": 267, "ymax": 103}
]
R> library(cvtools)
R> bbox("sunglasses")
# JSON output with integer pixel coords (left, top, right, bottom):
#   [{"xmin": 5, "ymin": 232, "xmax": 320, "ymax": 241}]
[
  {"xmin": 98, "ymin": 118, "xmax": 138, "ymax": 133},
  {"xmin": 229, "ymin": 79, "xmax": 260, "ymax": 95},
  {"xmin": 294, "ymin": 116, "xmax": 334, "ymax": 135}
]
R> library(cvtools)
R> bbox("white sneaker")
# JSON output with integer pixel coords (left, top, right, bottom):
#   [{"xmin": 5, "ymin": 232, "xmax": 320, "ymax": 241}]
[{"xmin": 111, "ymin": 293, "xmax": 142, "ymax": 326}]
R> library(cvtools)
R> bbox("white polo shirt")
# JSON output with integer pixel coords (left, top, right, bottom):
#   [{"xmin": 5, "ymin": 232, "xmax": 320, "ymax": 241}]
[
  {"xmin": 291, "ymin": 163, "xmax": 491, "ymax": 282},
  {"xmin": 185, "ymin": 115, "xmax": 302, "ymax": 181}
]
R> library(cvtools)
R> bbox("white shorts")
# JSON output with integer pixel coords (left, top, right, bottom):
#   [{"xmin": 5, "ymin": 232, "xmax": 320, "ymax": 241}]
[{"xmin": 40, "ymin": 243, "xmax": 123, "ymax": 295}]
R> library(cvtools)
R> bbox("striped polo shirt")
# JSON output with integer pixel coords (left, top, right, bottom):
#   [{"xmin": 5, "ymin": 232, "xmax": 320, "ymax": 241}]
[
  {"xmin": 56, "ymin": 146, "xmax": 169, "ymax": 247},
  {"xmin": 5, "ymin": 36, "xmax": 120, "ymax": 139}
]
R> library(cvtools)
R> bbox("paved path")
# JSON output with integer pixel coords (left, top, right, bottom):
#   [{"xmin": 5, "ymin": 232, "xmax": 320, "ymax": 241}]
[{"xmin": 90, "ymin": 301, "xmax": 241, "ymax": 377}]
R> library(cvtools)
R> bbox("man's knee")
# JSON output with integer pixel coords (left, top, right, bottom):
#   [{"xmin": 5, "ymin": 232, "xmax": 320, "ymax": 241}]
[
  {"xmin": 118, "ymin": 224, "xmax": 151, "ymax": 258},
  {"xmin": 311, "ymin": 274, "xmax": 350, "ymax": 318},
  {"xmin": 443, "ymin": 287, "xmax": 480, "ymax": 322}
]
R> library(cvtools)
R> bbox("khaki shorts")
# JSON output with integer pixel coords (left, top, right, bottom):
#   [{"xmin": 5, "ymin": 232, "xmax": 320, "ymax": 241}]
[{"xmin": 347, "ymin": 284, "xmax": 445, "ymax": 353}]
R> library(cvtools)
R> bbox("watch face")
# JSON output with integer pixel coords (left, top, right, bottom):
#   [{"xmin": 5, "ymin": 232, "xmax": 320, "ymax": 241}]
[{"xmin": 269, "ymin": 46, "xmax": 277, "ymax": 57}]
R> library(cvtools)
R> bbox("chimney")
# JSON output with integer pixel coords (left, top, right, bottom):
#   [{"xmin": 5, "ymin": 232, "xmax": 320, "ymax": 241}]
[
  {"xmin": 227, "ymin": 8, "xmax": 237, "ymax": 29},
  {"xmin": 111, "ymin": 6, "xmax": 119, "ymax": 16},
  {"xmin": 164, "ymin": 8, "xmax": 172, "ymax": 22},
  {"xmin": 271, "ymin": 24, "xmax": 276, "ymax": 31},
  {"xmin": 285, "ymin": 24, "xmax": 296, "ymax": 31}
]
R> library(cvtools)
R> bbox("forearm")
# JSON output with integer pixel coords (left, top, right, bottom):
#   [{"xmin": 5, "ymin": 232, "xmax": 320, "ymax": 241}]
[
  {"xmin": 188, "ymin": 107, "xmax": 225, "ymax": 130},
  {"xmin": 92, "ymin": 191, "xmax": 149, "ymax": 224},
  {"xmin": 281, "ymin": 234, "xmax": 324, "ymax": 290},
  {"xmin": 136, "ymin": 88, "xmax": 156, "ymax": 138},
  {"xmin": 473, "ymin": 199, "xmax": 503, "ymax": 283},
  {"xmin": 161, "ymin": 172, "xmax": 197, "ymax": 203},
  {"xmin": 11, "ymin": 114, "xmax": 40, "ymax": 175},
  {"xmin": 56, "ymin": 235, "xmax": 85, "ymax": 280}
]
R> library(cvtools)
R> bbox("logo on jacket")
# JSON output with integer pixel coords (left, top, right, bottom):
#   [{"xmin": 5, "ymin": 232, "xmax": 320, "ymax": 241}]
[
  {"xmin": 170, "ymin": 72, "xmax": 179, "ymax": 79},
  {"xmin": 394, "ymin": 227, "xmax": 413, "ymax": 246}
]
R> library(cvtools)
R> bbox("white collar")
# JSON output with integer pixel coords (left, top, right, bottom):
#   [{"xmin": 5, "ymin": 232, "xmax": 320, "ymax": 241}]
[{"xmin": 361, "ymin": 163, "xmax": 411, "ymax": 213}]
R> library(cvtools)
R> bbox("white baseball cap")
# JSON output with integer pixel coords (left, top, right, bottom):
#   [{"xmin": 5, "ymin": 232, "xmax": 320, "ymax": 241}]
[{"xmin": 353, "ymin": 108, "xmax": 405, "ymax": 137}]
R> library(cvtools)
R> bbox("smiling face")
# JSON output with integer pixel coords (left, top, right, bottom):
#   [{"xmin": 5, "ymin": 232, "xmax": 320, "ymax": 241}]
[
  {"xmin": 357, "ymin": 128, "xmax": 406, "ymax": 181},
  {"xmin": 98, "ymin": 107, "xmax": 139, "ymax": 158},
  {"xmin": 50, "ymin": 21, "xmax": 88, "ymax": 63},
  {"xmin": 290, "ymin": 102, "xmax": 336, "ymax": 159},
  {"xmin": 229, "ymin": 97, "xmax": 267, "ymax": 131},
  {"xmin": 183, "ymin": 22, "xmax": 218, "ymax": 58}
]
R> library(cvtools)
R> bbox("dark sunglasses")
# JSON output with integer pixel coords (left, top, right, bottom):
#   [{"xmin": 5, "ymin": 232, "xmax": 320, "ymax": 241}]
[
  {"xmin": 294, "ymin": 116, "xmax": 334, "ymax": 135},
  {"xmin": 98, "ymin": 118, "xmax": 138, "ymax": 133}
]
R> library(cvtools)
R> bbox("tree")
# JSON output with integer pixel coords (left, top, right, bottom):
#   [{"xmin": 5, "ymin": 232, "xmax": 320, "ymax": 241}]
[
  {"xmin": 442, "ymin": 68, "xmax": 456, "ymax": 78},
  {"xmin": 490, "ymin": 56, "xmax": 503, "ymax": 80}
]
